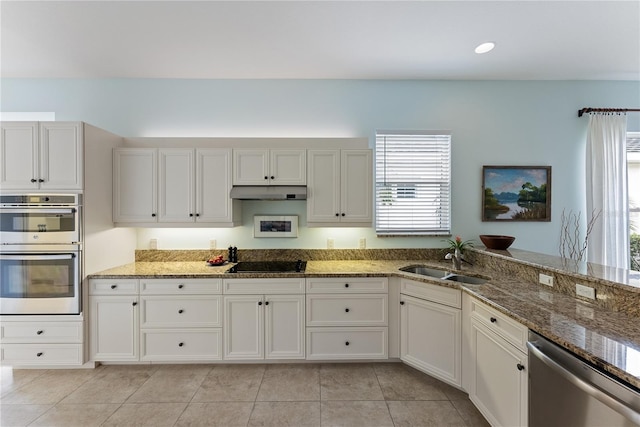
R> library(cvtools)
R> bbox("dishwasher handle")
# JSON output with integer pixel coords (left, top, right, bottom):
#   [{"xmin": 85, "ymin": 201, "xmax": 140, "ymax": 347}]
[{"xmin": 527, "ymin": 341, "xmax": 640, "ymax": 426}]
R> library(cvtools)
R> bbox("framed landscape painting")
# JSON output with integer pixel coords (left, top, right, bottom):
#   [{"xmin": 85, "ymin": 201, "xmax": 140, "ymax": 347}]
[{"xmin": 482, "ymin": 166, "xmax": 551, "ymax": 222}]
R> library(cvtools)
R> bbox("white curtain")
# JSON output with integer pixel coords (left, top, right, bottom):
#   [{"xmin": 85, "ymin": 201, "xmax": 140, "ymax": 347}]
[{"xmin": 586, "ymin": 113, "xmax": 629, "ymax": 268}]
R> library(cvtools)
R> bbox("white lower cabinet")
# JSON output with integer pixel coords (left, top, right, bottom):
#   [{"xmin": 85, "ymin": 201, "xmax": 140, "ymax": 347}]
[
  {"xmin": 0, "ymin": 318, "xmax": 84, "ymax": 366},
  {"xmin": 399, "ymin": 279, "xmax": 461, "ymax": 387},
  {"xmin": 305, "ymin": 277, "xmax": 388, "ymax": 360},
  {"xmin": 223, "ymin": 278, "xmax": 305, "ymax": 360},
  {"xmin": 89, "ymin": 279, "xmax": 140, "ymax": 362},
  {"xmin": 466, "ymin": 296, "xmax": 528, "ymax": 427}
]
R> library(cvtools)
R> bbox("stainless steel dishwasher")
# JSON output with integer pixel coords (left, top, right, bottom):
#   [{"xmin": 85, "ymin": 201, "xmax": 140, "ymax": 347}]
[{"xmin": 528, "ymin": 331, "xmax": 640, "ymax": 427}]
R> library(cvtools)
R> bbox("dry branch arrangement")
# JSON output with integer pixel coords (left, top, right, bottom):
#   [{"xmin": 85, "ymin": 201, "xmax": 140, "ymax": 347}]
[{"xmin": 559, "ymin": 209, "xmax": 601, "ymax": 261}]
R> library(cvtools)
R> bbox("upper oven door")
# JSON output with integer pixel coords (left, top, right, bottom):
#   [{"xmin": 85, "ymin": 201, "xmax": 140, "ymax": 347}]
[{"xmin": 0, "ymin": 207, "xmax": 80, "ymax": 244}]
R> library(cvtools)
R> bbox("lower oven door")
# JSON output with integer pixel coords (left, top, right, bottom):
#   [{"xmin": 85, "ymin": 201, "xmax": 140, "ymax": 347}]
[{"xmin": 0, "ymin": 246, "xmax": 81, "ymax": 315}]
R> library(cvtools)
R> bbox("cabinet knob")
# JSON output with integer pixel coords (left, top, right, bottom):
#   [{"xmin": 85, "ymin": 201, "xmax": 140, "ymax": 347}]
[
  {"xmin": 37, "ymin": 352, "xmax": 43, "ymax": 357},
  {"xmin": 189, "ymin": 213, "xmax": 194, "ymax": 217},
  {"xmin": 265, "ymin": 301, "xmax": 269, "ymax": 305},
  {"xmin": 490, "ymin": 317, "xmax": 497, "ymax": 323},
  {"xmin": 517, "ymin": 363, "xmax": 525, "ymax": 371},
  {"xmin": 270, "ymin": 176, "xmax": 275, "ymax": 180},
  {"xmin": 345, "ymin": 341, "xmax": 350, "ymax": 346},
  {"xmin": 178, "ymin": 309, "xmax": 184, "ymax": 314},
  {"xmin": 400, "ymin": 301, "xmax": 405, "ymax": 305},
  {"xmin": 264, "ymin": 176, "xmax": 269, "ymax": 180},
  {"xmin": 196, "ymin": 213, "xmax": 200, "ymax": 217},
  {"xmin": 151, "ymin": 213, "xmax": 156, "ymax": 217},
  {"xmin": 132, "ymin": 301, "xmax": 138, "ymax": 306},
  {"xmin": 341, "ymin": 213, "xmax": 345, "ymax": 217},
  {"xmin": 178, "ymin": 342, "xmax": 184, "ymax": 347},
  {"xmin": 111, "ymin": 284, "xmax": 117, "ymax": 289},
  {"xmin": 37, "ymin": 330, "xmax": 44, "ymax": 335},
  {"xmin": 31, "ymin": 178, "xmax": 37, "ymax": 183},
  {"xmin": 178, "ymin": 284, "xmax": 184, "ymax": 289},
  {"xmin": 38, "ymin": 179, "xmax": 44, "ymax": 183},
  {"xmin": 344, "ymin": 283, "xmax": 349, "ymax": 288},
  {"xmin": 258, "ymin": 301, "xmax": 263, "ymax": 306},
  {"xmin": 335, "ymin": 213, "xmax": 340, "ymax": 217},
  {"xmin": 345, "ymin": 308, "xmax": 350, "ymax": 313}
]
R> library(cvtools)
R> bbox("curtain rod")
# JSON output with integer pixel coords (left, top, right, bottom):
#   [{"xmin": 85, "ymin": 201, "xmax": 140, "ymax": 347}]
[{"xmin": 578, "ymin": 108, "xmax": 640, "ymax": 117}]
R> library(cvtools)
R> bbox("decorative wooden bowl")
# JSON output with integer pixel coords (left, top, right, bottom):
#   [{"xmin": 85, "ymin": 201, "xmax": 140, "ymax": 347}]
[{"xmin": 479, "ymin": 235, "xmax": 515, "ymax": 250}]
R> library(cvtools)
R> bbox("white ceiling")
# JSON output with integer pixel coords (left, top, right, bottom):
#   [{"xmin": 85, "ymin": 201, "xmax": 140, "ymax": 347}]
[{"xmin": 2, "ymin": 0, "xmax": 639, "ymax": 80}]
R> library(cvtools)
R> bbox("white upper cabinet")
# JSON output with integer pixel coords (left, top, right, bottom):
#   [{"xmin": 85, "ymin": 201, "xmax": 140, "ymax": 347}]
[
  {"xmin": 0, "ymin": 121, "xmax": 83, "ymax": 191},
  {"xmin": 307, "ymin": 149, "xmax": 372, "ymax": 225},
  {"xmin": 113, "ymin": 148, "xmax": 157, "ymax": 223},
  {"xmin": 114, "ymin": 148, "xmax": 238, "ymax": 226},
  {"xmin": 233, "ymin": 149, "xmax": 306, "ymax": 186}
]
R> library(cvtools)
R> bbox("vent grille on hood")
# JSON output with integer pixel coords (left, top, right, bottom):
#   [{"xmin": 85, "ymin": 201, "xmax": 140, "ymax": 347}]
[{"xmin": 229, "ymin": 186, "xmax": 307, "ymax": 200}]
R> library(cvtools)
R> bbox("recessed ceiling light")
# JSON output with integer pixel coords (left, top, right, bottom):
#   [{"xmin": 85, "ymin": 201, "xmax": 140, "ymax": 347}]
[{"xmin": 475, "ymin": 42, "xmax": 496, "ymax": 54}]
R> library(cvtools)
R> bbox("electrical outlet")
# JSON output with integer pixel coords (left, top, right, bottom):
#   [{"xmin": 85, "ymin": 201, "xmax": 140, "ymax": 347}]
[
  {"xmin": 327, "ymin": 238, "xmax": 335, "ymax": 249},
  {"xmin": 150, "ymin": 238, "xmax": 158, "ymax": 250},
  {"xmin": 210, "ymin": 239, "xmax": 217, "ymax": 250},
  {"xmin": 539, "ymin": 273, "xmax": 554, "ymax": 287},
  {"xmin": 576, "ymin": 283, "xmax": 596, "ymax": 300},
  {"xmin": 359, "ymin": 238, "xmax": 366, "ymax": 249}
]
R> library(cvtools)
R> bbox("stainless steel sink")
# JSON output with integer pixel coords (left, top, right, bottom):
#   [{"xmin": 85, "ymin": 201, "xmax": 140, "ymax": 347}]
[
  {"xmin": 443, "ymin": 274, "xmax": 487, "ymax": 285},
  {"xmin": 399, "ymin": 265, "xmax": 450, "ymax": 278}
]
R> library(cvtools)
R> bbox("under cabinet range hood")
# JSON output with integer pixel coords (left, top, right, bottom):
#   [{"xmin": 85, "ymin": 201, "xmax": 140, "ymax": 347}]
[{"xmin": 229, "ymin": 186, "xmax": 307, "ymax": 200}]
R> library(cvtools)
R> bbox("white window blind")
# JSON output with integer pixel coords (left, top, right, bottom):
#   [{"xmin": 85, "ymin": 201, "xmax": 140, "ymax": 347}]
[{"xmin": 375, "ymin": 131, "xmax": 451, "ymax": 235}]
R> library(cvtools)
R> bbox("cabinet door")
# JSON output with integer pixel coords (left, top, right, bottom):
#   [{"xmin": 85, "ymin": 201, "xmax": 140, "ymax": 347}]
[
  {"xmin": 158, "ymin": 149, "xmax": 194, "ymax": 222},
  {"xmin": 307, "ymin": 150, "xmax": 341, "ymax": 223},
  {"xmin": 270, "ymin": 149, "xmax": 306, "ymax": 185},
  {"xmin": 469, "ymin": 318, "xmax": 528, "ymax": 427},
  {"xmin": 113, "ymin": 148, "xmax": 157, "ymax": 223},
  {"xmin": 0, "ymin": 122, "xmax": 39, "ymax": 190},
  {"xmin": 341, "ymin": 150, "xmax": 372, "ymax": 224},
  {"xmin": 196, "ymin": 149, "xmax": 235, "ymax": 223},
  {"xmin": 265, "ymin": 294, "xmax": 305, "ymax": 359},
  {"xmin": 39, "ymin": 122, "xmax": 83, "ymax": 190},
  {"xmin": 223, "ymin": 295, "xmax": 264, "ymax": 360},
  {"xmin": 90, "ymin": 296, "xmax": 139, "ymax": 361},
  {"xmin": 400, "ymin": 294, "xmax": 461, "ymax": 387},
  {"xmin": 233, "ymin": 149, "xmax": 269, "ymax": 185}
]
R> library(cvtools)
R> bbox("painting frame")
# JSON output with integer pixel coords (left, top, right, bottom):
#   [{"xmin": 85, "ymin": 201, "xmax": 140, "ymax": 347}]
[
  {"xmin": 254, "ymin": 215, "xmax": 299, "ymax": 238},
  {"xmin": 482, "ymin": 166, "xmax": 551, "ymax": 222}
]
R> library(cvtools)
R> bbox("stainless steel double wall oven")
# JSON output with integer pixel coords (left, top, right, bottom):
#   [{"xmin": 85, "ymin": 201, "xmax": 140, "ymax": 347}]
[{"xmin": 0, "ymin": 194, "xmax": 82, "ymax": 314}]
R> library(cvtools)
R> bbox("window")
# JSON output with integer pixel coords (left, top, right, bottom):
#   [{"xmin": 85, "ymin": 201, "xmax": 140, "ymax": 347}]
[
  {"xmin": 628, "ymin": 132, "xmax": 640, "ymax": 270},
  {"xmin": 375, "ymin": 131, "xmax": 451, "ymax": 235}
]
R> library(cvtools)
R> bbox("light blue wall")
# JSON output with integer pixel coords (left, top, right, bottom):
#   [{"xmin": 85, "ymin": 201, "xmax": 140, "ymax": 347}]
[{"xmin": 3, "ymin": 79, "xmax": 639, "ymax": 255}]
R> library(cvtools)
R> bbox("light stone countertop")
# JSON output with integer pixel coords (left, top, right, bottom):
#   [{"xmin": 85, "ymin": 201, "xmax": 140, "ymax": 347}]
[{"xmin": 89, "ymin": 259, "xmax": 640, "ymax": 389}]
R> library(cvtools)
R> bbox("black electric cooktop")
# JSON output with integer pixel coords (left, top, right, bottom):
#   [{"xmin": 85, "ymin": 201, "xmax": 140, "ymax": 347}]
[{"xmin": 226, "ymin": 260, "xmax": 306, "ymax": 273}]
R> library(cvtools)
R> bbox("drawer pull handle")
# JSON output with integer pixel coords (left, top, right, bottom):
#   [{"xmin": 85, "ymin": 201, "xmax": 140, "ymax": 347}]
[
  {"xmin": 344, "ymin": 283, "xmax": 349, "ymax": 288},
  {"xmin": 178, "ymin": 284, "xmax": 184, "ymax": 289},
  {"xmin": 400, "ymin": 301, "xmax": 405, "ymax": 305},
  {"xmin": 36, "ymin": 330, "xmax": 44, "ymax": 335},
  {"xmin": 132, "ymin": 301, "xmax": 138, "ymax": 306},
  {"xmin": 490, "ymin": 317, "xmax": 497, "ymax": 323},
  {"xmin": 37, "ymin": 352, "xmax": 43, "ymax": 357},
  {"xmin": 265, "ymin": 301, "xmax": 269, "ymax": 305},
  {"xmin": 178, "ymin": 342, "xmax": 184, "ymax": 347},
  {"xmin": 258, "ymin": 301, "xmax": 263, "ymax": 306},
  {"xmin": 517, "ymin": 363, "xmax": 525, "ymax": 371},
  {"xmin": 345, "ymin": 308, "xmax": 350, "ymax": 313},
  {"xmin": 178, "ymin": 309, "xmax": 184, "ymax": 314},
  {"xmin": 111, "ymin": 285, "xmax": 117, "ymax": 289},
  {"xmin": 345, "ymin": 341, "xmax": 350, "ymax": 346}
]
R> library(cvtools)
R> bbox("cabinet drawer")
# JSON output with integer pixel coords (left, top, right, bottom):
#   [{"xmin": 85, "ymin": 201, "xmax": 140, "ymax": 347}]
[
  {"xmin": 141, "ymin": 329, "xmax": 222, "ymax": 361},
  {"xmin": 223, "ymin": 278, "xmax": 305, "ymax": 294},
  {"xmin": 140, "ymin": 296, "xmax": 222, "ymax": 328},
  {"xmin": 471, "ymin": 299, "xmax": 528, "ymax": 352},
  {"xmin": 1, "ymin": 322, "xmax": 82, "ymax": 343},
  {"xmin": 306, "ymin": 277, "xmax": 388, "ymax": 294},
  {"xmin": 1, "ymin": 343, "xmax": 83, "ymax": 365},
  {"xmin": 400, "ymin": 279, "xmax": 461, "ymax": 309},
  {"xmin": 89, "ymin": 279, "xmax": 139, "ymax": 295},
  {"xmin": 140, "ymin": 279, "xmax": 222, "ymax": 295},
  {"xmin": 306, "ymin": 327, "xmax": 388, "ymax": 360},
  {"xmin": 306, "ymin": 294, "xmax": 388, "ymax": 326}
]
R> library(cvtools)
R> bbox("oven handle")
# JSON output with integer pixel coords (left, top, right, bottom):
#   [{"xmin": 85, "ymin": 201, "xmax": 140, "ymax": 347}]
[
  {"xmin": 1, "ymin": 208, "xmax": 77, "ymax": 214},
  {"xmin": 0, "ymin": 253, "xmax": 76, "ymax": 261},
  {"xmin": 527, "ymin": 341, "xmax": 640, "ymax": 425}
]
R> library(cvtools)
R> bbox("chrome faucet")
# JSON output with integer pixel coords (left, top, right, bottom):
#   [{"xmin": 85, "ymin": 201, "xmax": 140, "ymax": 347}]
[{"xmin": 445, "ymin": 249, "xmax": 462, "ymax": 270}]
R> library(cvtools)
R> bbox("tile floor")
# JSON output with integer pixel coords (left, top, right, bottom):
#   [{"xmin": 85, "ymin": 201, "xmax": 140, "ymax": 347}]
[{"xmin": 1, "ymin": 362, "xmax": 490, "ymax": 426}]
